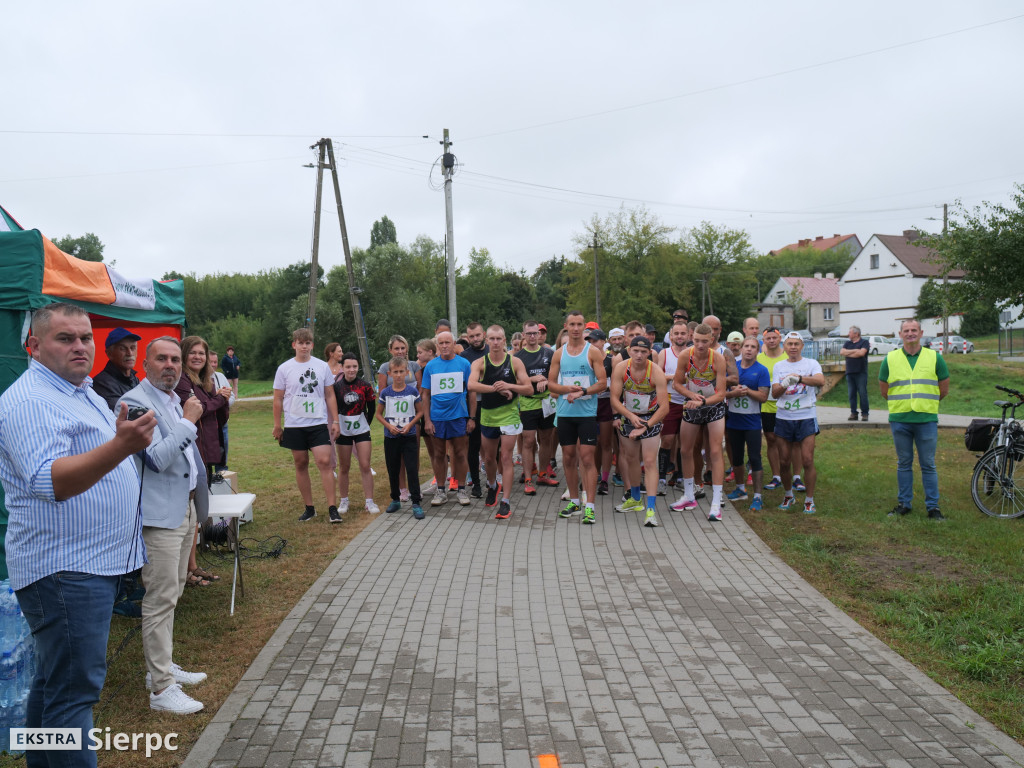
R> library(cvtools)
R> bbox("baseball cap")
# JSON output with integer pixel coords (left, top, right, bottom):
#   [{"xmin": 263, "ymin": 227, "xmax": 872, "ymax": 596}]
[
  {"xmin": 726, "ymin": 331, "xmax": 744, "ymax": 344},
  {"xmin": 586, "ymin": 329, "xmax": 606, "ymax": 341},
  {"xmin": 609, "ymin": 327, "xmax": 624, "ymax": 338},
  {"xmin": 105, "ymin": 327, "xmax": 142, "ymax": 347},
  {"xmin": 585, "ymin": 321, "xmax": 600, "ymax": 330},
  {"xmin": 629, "ymin": 336, "xmax": 652, "ymax": 350},
  {"xmin": 644, "ymin": 323, "xmax": 656, "ymax": 333},
  {"xmin": 784, "ymin": 331, "xmax": 803, "ymax": 341},
  {"xmin": 537, "ymin": 323, "xmax": 547, "ymax": 332}
]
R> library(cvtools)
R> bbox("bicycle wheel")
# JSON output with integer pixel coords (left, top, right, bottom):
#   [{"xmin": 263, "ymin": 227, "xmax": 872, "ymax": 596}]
[{"xmin": 971, "ymin": 446, "xmax": 1024, "ymax": 519}]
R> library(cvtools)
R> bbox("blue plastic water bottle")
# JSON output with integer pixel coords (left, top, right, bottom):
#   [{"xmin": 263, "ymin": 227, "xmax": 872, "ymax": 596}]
[{"xmin": 0, "ymin": 649, "xmax": 16, "ymax": 708}]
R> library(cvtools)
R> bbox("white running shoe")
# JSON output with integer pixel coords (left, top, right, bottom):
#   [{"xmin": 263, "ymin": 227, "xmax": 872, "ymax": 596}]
[
  {"xmin": 145, "ymin": 662, "xmax": 207, "ymax": 690},
  {"xmin": 431, "ymin": 489, "xmax": 447, "ymax": 506},
  {"xmin": 150, "ymin": 683, "xmax": 203, "ymax": 714},
  {"xmin": 708, "ymin": 506, "xmax": 723, "ymax": 522},
  {"xmin": 365, "ymin": 500, "xmax": 380, "ymax": 515},
  {"xmin": 338, "ymin": 498, "xmax": 350, "ymax": 514}
]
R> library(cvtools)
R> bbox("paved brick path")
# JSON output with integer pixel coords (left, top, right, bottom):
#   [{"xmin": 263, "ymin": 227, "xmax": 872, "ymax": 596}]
[{"xmin": 184, "ymin": 480, "xmax": 1024, "ymax": 768}]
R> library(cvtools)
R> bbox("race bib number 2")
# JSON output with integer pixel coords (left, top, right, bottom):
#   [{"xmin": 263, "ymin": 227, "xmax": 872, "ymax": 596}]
[
  {"xmin": 626, "ymin": 392, "xmax": 651, "ymax": 414},
  {"xmin": 430, "ymin": 371, "xmax": 465, "ymax": 394}
]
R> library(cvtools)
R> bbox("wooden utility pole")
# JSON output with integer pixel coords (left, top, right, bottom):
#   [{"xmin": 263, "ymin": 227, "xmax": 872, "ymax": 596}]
[
  {"xmin": 442, "ymin": 129, "xmax": 457, "ymax": 333},
  {"xmin": 306, "ymin": 142, "xmax": 326, "ymax": 328},
  {"xmin": 591, "ymin": 233, "xmax": 602, "ymax": 327},
  {"xmin": 307, "ymin": 138, "xmax": 373, "ymax": 380}
]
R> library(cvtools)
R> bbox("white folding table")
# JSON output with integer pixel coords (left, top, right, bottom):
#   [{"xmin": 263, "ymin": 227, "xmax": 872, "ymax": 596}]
[{"xmin": 206, "ymin": 493, "xmax": 256, "ymax": 616}]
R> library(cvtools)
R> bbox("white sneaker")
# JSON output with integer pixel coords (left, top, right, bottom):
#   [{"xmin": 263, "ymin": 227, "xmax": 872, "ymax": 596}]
[
  {"xmin": 338, "ymin": 498, "xmax": 350, "ymax": 514},
  {"xmin": 708, "ymin": 505, "xmax": 723, "ymax": 522},
  {"xmin": 365, "ymin": 500, "xmax": 380, "ymax": 514},
  {"xmin": 399, "ymin": 488, "xmax": 411, "ymax": 502},
  {"xmin": 456, "ymin": 488, "xmax": 470, "ymax": 506},
  {"xmin": 150, "ymin": 683, "xmax": 203, "ymax": 714},
  {"xmin": 431, "ymin": 489, "xmax": 447, "ymax": 506},
  {"xmin": 561, "ymin": 487, "xmax": 570, "ymax": 501},
  {"xmin": 145, "ymin": 662, "xmax": 207, "ymax": 690}
]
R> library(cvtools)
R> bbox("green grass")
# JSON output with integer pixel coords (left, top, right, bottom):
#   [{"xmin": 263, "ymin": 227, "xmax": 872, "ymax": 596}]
[
  {"xmin": 819, "ymin": 352, "xmax": 1024, "ymax": 417},
  {"xmin": 741, "ymin": 427, "xmax": 1024, "ymax": 742},
  {"xmin": 237, "ymin": 378, "xmax": 273, "ymax": 397}
]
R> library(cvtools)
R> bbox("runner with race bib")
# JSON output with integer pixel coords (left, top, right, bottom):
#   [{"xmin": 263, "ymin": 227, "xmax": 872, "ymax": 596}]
[
  {"xmin": 724, "ymin": 336, "xmax": 770, "ymax": 511},
  {"xmin": 771, "ymin": 332, "xmax": 826, "ymax": 514},
  {"xmin": 610, "ymin": 337, "xmax": 670, "ymax": 528},
  {"xmin": 376, "ymin": 355, "xmax": 425, "ymax": 519},
  {"xmin": 272, "ymin": 327, "xmax": 341, "ymax": 523},
  {"xmin": 469, "ymin": 325, "xmax": 534, "ymax": 520},
  {"xmin": 422, "ymin": 331, "xmax": 475, "ymax": 507},
  {"xmin": 333, "ymin": 352, "xmax": 378, "ymax": 516}
]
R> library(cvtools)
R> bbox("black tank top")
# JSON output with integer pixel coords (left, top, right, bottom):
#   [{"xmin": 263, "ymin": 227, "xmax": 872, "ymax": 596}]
[{"xmin": 480, "ymin": 353, "xmax": 516, "ymax": 410}]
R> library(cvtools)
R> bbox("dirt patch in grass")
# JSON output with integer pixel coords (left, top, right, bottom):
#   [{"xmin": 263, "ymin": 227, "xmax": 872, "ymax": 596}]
[{"xmin": 855, "ymin": 546, "xmax": 985, "ymax": 589}]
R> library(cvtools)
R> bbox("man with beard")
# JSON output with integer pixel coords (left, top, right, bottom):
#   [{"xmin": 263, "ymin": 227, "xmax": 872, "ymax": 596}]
[{"xmin": 460, "ymin": 322, "xmax": 487, "ymax": 497}]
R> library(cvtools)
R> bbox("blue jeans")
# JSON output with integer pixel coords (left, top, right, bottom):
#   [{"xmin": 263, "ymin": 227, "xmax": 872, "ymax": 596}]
[
  {"xmin": 890, "ymin": 421, "xmax": 939, "ymax": 509},
  {"xmin": 846, "ymin": 370, "xmax": 869, "ymax": 415},
  {"xmin": 16, "ymin": 572, "xmax": 120, "ymax": 768}
]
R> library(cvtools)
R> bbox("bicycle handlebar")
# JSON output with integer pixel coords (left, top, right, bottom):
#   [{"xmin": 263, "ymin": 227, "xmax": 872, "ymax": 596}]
[{"xmin": 996, "ymin": 385, "xmax": 1024, "ymax": 400}]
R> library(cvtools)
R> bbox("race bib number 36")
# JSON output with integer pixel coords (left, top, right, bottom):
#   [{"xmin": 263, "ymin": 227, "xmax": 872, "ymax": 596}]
[{"xmin": 430, "ymin": 371, "xmax": 465, "ymax": 394}]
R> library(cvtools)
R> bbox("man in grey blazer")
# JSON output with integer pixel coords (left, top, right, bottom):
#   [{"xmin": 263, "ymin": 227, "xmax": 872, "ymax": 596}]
[{"xmin": 118, "ymin": 336, "xmax": 210, "ymax": 715}]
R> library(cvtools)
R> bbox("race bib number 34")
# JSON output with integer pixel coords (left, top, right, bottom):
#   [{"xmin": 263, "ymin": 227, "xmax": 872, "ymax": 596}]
[{"xmin": 430, "ymin": 371, "xmax": 465, "ymax": 394}]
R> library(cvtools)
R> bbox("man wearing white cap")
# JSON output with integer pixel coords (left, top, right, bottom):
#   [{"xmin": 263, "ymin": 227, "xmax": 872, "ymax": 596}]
[{"xmin": 770, "ymin": 332, "xmax": 826, "ymax": 514}]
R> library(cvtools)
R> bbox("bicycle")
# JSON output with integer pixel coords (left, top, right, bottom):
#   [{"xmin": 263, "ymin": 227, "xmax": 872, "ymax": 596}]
[{"xmin": 968, "ymin": 385, "xmax": 1024, "ymax": 519}]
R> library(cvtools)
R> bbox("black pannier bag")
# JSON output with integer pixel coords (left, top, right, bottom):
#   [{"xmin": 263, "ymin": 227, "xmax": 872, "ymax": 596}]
[{"xmin": 964, "ymin": 419, "xmax": 1000, "ymax": 451}]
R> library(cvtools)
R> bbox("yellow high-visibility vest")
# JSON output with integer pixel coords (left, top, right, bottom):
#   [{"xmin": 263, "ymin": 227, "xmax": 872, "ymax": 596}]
[{"xmin": 885, "ymin": 348, "xmax": 940, "ymax": 414}]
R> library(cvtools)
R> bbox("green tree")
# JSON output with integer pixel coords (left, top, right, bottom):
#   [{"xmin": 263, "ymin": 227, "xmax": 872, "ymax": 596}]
[
  {"xmin": 920, "ymin": 184, "xmax": 1024, "ymax": 320},
  {"xmin": 53, "ymin": 233, "xmax": 105, "ymax": 262},
  {"xmin": 680, "ymin": 221, "xmax": 757, "ymax": 332},
  {"xmin": 565, "ymin": 207, "xmax": 682, "ymax": 329},
  {"xmin": 370, "ymin": 215, "xmax": 398, "ymax": 249}
]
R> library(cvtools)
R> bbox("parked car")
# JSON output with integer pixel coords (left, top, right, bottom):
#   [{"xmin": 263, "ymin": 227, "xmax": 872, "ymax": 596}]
[
  {"xmin": 934, "ymin": 335, "xmax": 974, "ymax": 353},
  {"xmin": 794, "ymin": 329, "xmax": 814, "ymax": 343},
  {"xmin": 865, "ymin": 335, "xmax": 897, "ymax": 355},
  {"xmin": 827, "ymin": 327, "xmax": 844, "ymax": 338}
]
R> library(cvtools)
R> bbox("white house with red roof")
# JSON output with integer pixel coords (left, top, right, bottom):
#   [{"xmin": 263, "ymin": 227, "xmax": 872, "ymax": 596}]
[
  {"xmin": 837, "ymin": 229, "xmax": 964, "ymax": 336},
  {"xmin": 763, "ymin": 274, "xmax": 840, "ymax": 335}
]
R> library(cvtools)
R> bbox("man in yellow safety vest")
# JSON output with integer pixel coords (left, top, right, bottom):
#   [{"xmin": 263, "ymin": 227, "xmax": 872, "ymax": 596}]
[{"xmin": 879, "ymin": 319, "xmax": 950, "ymax": 520}]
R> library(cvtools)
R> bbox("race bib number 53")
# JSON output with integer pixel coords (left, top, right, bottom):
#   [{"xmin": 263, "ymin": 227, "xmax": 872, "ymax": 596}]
[{"xmin": 430, "ymin": 371, "xmax": 465, "ymax": 394}]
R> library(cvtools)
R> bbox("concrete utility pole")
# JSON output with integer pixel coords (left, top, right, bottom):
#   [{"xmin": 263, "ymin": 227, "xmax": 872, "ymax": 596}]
[
  {"xmin": 942, "ymin": 202, "xmax": 949, "ymax": 344},
  {"xmin": 591, "ymin": 233, "xmax": 602, "ymax": 327},
  {"xmin": 442, "ymin": 129, "xmax": 458, "ymax": 333},
  {"xmin": 307, "ymin": 138, "xmax": 373, "ymax": 380}
]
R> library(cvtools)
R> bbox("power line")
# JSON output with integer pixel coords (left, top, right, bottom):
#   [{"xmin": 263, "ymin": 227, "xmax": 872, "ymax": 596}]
[{"xmin": 460, "ymin": 13, "xmax": 1024, "ymax": 142}]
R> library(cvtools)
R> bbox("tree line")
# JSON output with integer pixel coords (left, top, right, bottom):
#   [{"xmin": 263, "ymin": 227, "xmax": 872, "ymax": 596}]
[{"xmin": 163, "ymin": 210, "xmax": 863, "ymax": 379}]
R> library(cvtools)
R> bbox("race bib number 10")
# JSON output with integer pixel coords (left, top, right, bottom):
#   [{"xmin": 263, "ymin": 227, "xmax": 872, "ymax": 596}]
[{"xmin": 430, "ymin": 371, "xmax": 465, "ymax": 394}]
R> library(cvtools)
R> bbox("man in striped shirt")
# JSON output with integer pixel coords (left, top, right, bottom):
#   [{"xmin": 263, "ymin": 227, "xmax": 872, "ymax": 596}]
[{"xmin": 0, "ymin": 303, "xmax": 156, "ymax": 768}]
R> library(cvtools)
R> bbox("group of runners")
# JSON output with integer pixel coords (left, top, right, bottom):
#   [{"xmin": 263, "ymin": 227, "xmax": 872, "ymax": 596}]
[{"xmin": 271, "ymin": 310, "xmax": 826, "ymax": 526}]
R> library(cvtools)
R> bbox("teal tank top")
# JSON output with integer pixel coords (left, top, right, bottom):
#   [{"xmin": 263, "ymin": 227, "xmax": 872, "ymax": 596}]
[{"xmin": 556, "ymin": 342, "xmax": 597, "ymax": 418}]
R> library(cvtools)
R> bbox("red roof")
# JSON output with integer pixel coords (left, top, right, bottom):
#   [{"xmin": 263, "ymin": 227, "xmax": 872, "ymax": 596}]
[
  {"xmin": 780, "ymin": 276, "xmax": 839, "ymax": 304},
  {"xmin": 875, "ymin": 231, "xmax": 965, "ymax": 278},
  {"xmin": 770, "ymin": 233, "xmax": 860, "ymax": 256}
]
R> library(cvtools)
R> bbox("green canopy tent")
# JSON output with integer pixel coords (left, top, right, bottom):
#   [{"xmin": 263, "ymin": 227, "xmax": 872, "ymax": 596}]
[{"xmin": 0, "ymin": 205, "xmax": 186, "ymax": 579}]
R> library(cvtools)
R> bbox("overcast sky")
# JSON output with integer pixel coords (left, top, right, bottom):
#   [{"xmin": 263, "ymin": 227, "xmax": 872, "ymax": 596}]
[{"xmin": 3, "ymin": 2, "xmax": 1022, "ymax": 282}]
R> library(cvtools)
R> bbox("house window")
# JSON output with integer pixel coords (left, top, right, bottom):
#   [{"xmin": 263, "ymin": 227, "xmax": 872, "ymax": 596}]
[
  {"xmin": 870, "ymin": 253, "xmax": 879, "ymax": 269},
  {"xmin": 824, "ymin": 307, "xmax": 833, "ymax": 321},
  {"xmin": 776, "ymin": 291, "xmax": 785, "ymax": 302}
]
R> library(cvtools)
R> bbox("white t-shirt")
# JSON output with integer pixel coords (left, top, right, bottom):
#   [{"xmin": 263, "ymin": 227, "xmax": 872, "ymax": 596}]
[
  {"xmin": 772, "ymin": 358, "xmax": 823, "ymax": 421},
  {"xmin": 273, "ymin": 356, "xmax": 333, "ymax": 427}
]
